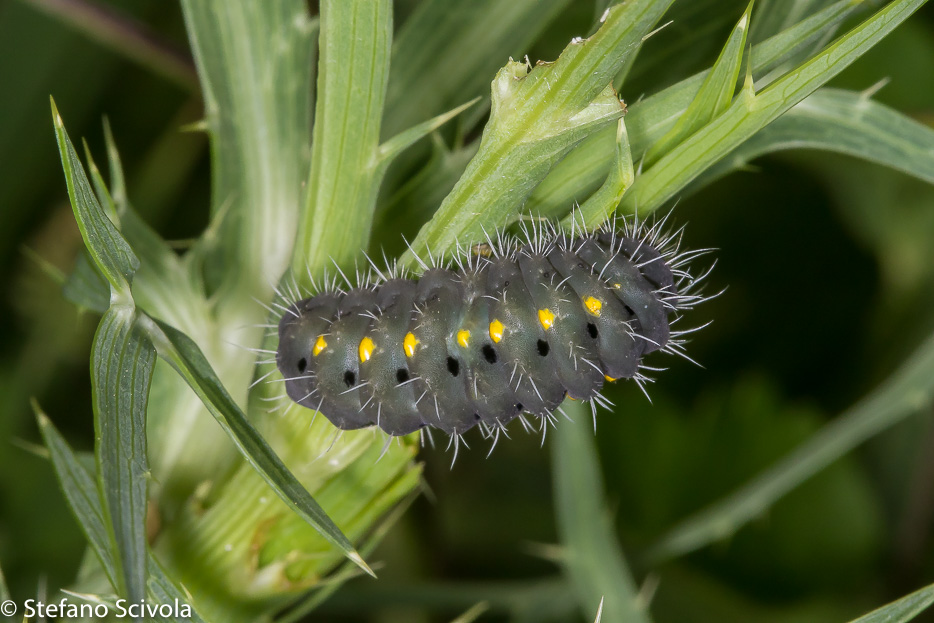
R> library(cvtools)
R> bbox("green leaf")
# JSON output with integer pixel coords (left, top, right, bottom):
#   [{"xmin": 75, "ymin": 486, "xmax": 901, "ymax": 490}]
[
  {"xmin": 147, "ymin": 558, "xmax": 207, "ymax": 623},
  {"xmin": 696, "ymin": 87, "xmax": 934, "ymax": 186},
  {"xmin": 552, "ymin": 401, "xmax": 650, "ymax": 623},
  {"xmin": 383, "ymin": 0, "xmax": 572, "ymax": 137},
  {"xmin": 620, "ymin": 0, "xmax": 929, "ymax": 216},
  {"xmin": 293, "ymin": 0, "xmax": 393, "ymax": 277},
  {"xmin": 137, "ymin": 316, "xmax": 374, "ymax": 578},
  {"xmin": 378, "ymin": 98, "xmax": 480, "ymax": 167},
  {"xmin": 525, "ymin": 0, "xmax": 874, "ymax": 218},
  {"xmin": 92, "ymin": 307, "xmax": 155, "ymax": 602},
  {"xmin": 35, "ymin": 404, "xmax": 121, "ymax": 592},
  {"xmin": 103, "ymin": 119, "xmax": 128, "ymax": 213},
  {"xmin": 51, "ymin": 99, "xmax": 138, "ymax": 299},
  {"xmin": 36, "ymin": 404, "xmax": 207, "ymax": 621},
  {"xmin": 643, "ymin": 1, "xmax": 753, "ymax": 166},
  {"xmin": 402, "ymin": 0, "xmax": 674, "ymax": 263},
  {"xmin": 180, "ymin": 0, "xmax": 315, "ymax": 299},
  {"xmin": 848, "ymin": 582, "xmax": 934, "ymax": 622},
  {"xmin": 751, "ymin": 0, "xmax": 841, "ymax": 44},
  {"xmin": 570, "ymin": 118, "xmax": 635, "ymax": 228},
  {"xmin": 646, "ymin": 328, "xmax": 934, "ymax": 564}
]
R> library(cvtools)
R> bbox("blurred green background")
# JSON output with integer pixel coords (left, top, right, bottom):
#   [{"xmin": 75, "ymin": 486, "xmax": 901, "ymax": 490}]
[{"xmin": 2, "ymin": 1, "xmax": 934, "ymax": 621}]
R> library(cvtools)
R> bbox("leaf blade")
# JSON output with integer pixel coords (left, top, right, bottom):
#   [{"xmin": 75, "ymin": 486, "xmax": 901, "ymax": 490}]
[
  {"xmin": 91, "ymin": 308, "xmax": 155, "ymax": 602},
  {"xmin": 138, "ymin": 316, "xmax": 373, "ymax": 577},
  {"xmin": 35, "ymin": 404, "xmax": 121, "ymax": 592},
  {"xmin": 643, "ymin": 1, "xmax": 753, "ymax": 166},
  {"xmin": 621, "ymin": 0, "xmax": 929, "ymax": 216},
  {"xmin": 849, "ymin": 582, "xmax": 934, "ymax": 622},
  {"xmin": 696, "ymin": 87, "xmax": 934, "ymax": 186},
  {"xmin": 51, "ymin": 99, "xmax": 138, "ymax": 298}
]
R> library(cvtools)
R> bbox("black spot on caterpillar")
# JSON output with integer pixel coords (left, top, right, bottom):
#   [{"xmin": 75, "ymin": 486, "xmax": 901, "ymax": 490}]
[{"xmin": 273, "ymin": 217, "xmax": 713, "ymax": 443}]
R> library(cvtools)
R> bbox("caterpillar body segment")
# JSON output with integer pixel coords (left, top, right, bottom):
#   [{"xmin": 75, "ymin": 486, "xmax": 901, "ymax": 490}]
[{"xmin": 275, "ymin": 218, "xmax": 710, "ymax": 439}]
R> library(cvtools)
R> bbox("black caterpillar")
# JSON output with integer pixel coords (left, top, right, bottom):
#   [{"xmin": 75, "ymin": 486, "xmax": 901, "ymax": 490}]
[{"xmin": 274, "ymin": 217, "xmax": 709, "ymax": 440}]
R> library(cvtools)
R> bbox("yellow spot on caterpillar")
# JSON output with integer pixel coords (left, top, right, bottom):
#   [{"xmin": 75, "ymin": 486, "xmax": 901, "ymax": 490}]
[
  {"xmin": 583, "ymin": 296, "xmax": 602, "ymax": 316},
  {"xmin": 489, "ymin": 319, "xmax": 505, "ymax": 343},
  {"xmin": 403, "ymin": 332, "xmax": 419, "ymax": 357},
  {"xmin": 471, "ymin": 243, "xmax": 493, "ymax": 257},
  {"xmin": 567, "ymin": 395, "xmax": 578, "ymax": 401},
  {"xmin": 457, "ymin": 329, "xmax": 471, "ymax": 348},
  {"xmin": 313, "ymin": 335, "xmax": 327, "ymax": 356},
  {"xmin": 538, "ymin": 308, "xmax": 556, "ymax": 330},
  {"xmin": 605, "ymin": 375, "xmax": 617, "ymax": 382},
  {"xmin": 358, "ymin": 337, "xmax": 375, "ymax": 362},
  {"xmin": 613, "ymin": 283, "xmax": 622, "ymax": 289}
]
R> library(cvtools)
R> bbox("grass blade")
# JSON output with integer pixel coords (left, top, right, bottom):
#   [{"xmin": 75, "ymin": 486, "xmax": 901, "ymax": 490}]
[
  {"xmin": 52, "ymin": 99, "xmax": 138, "ymax": 298},
  {"xmin": 848, "ymin": 582, "xmax": 934, "ymax": 622},
  {"xmin": 138, "ymin": 316, "xmax": 374, "ymax": 577},
  {"xmin": 697, "ymin": 87, "xmax": 934, "ymax": 186},
  {"xmin": 293, "ymin": 0, "xmax": 393, "ymax": 275},
  {"xmin": 91, "ymin": 307, "xmax": 155, "ymax": 602},
  {"xmin": 35, "ymin": 404, "xmax": 120, "ymax": 591},
  {"xmin": 620, "ymin": 0, "xmax": 929, "ymax": 216},
  {"xmin": 552, "ymin": 401, "xmax": 651, "ymax": 623},
  {"xmin": 643, "ymin": 1, "xmax": 753, "ymax": 167},
  {"xmin": 647, "ymin": 328, "xmax": 934, "ymax": 564}
]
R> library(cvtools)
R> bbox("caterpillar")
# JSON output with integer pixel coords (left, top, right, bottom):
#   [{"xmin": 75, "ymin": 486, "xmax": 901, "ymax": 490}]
[{"xmin": 273, "ymin": 216, "xmax": 711, "ymax": 444}]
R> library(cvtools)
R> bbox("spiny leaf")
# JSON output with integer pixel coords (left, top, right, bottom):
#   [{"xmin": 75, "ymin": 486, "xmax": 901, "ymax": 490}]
[
  {"xmin": 696, "ymin": 87, "xmax": 934, "ymax": 187},
  {"xmin": 138, "ymin": 316, "xmax": 374, "ymax": 578},
  {"xmin": 36, "ymin": 406, "xmax": 207, "ymax": 621},
  {"xmin": 526, "ymin": 0, "xmax": 872, "ymax": 218},
  {"xmin": 35, "ymin": 403, "xmax": 121, "ymax": 591},
  {"xmin": 643, "ymin": 1, "xmax": 753, "ymax": 166},
  {"xmin": 570, "ymin": 118, "xmax": 634, "ymax": 228},
  {"xmin": 52, "ymin": 99, "xmax": 138, "ymax": 300},
  {"xmin": 92, "ymin": 307, "xmax": 155, "ymax": 602},
  {"xmin": 621, "ymin": 0, "xmax": 929, "ymax": 216}
]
